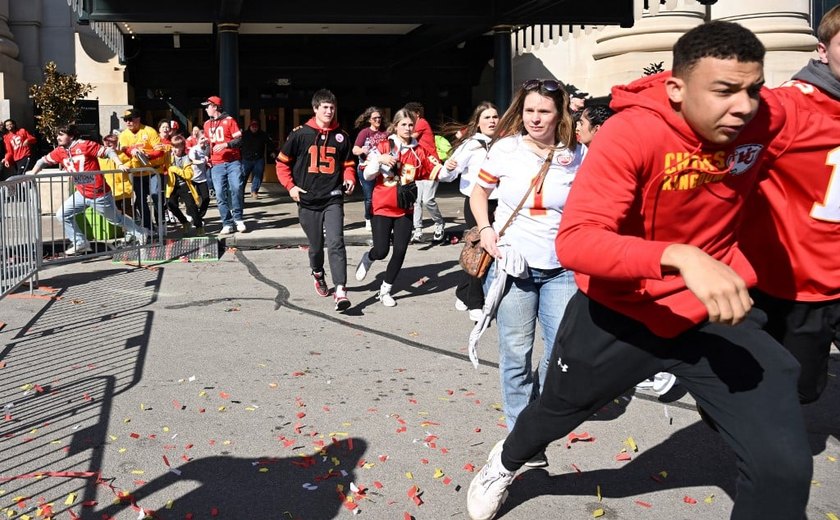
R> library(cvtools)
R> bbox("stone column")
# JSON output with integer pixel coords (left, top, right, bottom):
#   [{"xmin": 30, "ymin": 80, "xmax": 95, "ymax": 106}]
[
  {"xmin": 0, "ymin": 0, "xmax": 28, "ymax": 123},
  {"xmin": 217, "ymin": 22, "xmax": 240, "ymax": 121},
  {"xmin": 712, "ymin": 0, "xmax": 817, "ymax": 85},
  {"xmin": 493, "ymin": 26, "xmax": 513, "ymax": 113}
]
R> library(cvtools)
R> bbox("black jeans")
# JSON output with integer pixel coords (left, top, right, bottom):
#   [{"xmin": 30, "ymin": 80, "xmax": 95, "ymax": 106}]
[
  {"xmin": 167, "ymin": 184, "xmax": 203, "ymax": 228},
  {"xmin": 368, "ymin": 214, "xmax": 413, "ymax": 285},
  {"xmin": 455, "ymin": 196, "xmax": 497, "ymax": 310},
  {"xmin": 502, "ymin": 292, "xmax": 811, "ymax": 520},
  {"xmin": 752, "ymin": 289, "xmax": 840, "ymax": 403}
]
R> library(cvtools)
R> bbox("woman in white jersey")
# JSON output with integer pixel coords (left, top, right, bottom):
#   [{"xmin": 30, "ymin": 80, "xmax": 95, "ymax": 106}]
[
  {"xmin": 471, "ymin": 79, "xmax": 585, "ymax": 467},
  {"xmin": 442, "ymin": 102, "xmax": 499, "ymax": 321}
]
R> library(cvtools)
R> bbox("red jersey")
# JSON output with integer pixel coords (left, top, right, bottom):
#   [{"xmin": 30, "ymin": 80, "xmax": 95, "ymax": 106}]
[
  {"xmin": 740, "ymin": 75, "xmax": 840, "ymax": 302},
  {"xmin": 204, "ymin": 114, "xmax": 242, "ymax": 164},
  {"xmin": 4, "ymin": 128, "xmax": 36, "ymax": 163},
  {"xmin": 370, "ymin": 137, "xmax": 442, "ymax": 218},
  {"xmin": 413, "ymin": 118, "xmax": 439, "ymax": 160},
  {"xmin": 555, "ymin": 72, "xmax": 785, "ymax": 337},
  {"xmin": 42, "ymin": 140, "xmax": 111, "ymax": 198}
]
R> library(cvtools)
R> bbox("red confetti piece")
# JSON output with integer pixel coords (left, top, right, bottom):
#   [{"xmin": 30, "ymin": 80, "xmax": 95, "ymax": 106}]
[
  {"xmin": 463, "ymin": 463, "xmax": 475, "ymax": 472},
  {"xmin": 408, "ymin": 399, "xmax": 417, "ymax": 404},
  {"xmin": 162, "ymin": 455, "xmax": 170, "ymax": 467},
  {"xmin": 373, "ymin": 481, "xmax": 383, "ymax": 489},
  {"xmin": 412, "ymin": 495, "xmax": 424, "ymax": 506},
  {"xmin": 474, "ymin": 428, "xmax": 481, "ymax": 432},
  {"xmin": 83, "ymin": 393, "xmax": 92, "ymax": 401},
  {"xmin": 407, "ymin": 485, "xmax": 419, "ymax": 498},
  {"xmin": 219, "ymin": 392, "xmax": 230, "ymax": 399},
  {"xmin": 571, "ymin": 463, "xmax": 582, "ymax": 473},
  {"xmin": 379, "ymin": 455, "xmax": 389, "ymax": 462},
  {"xmin": 185, "ymin": 514, "xmax": 194, "ymax": 520},
  {"xmin": 615, "ymin": 452, "xmax": 632, "ymax": 462},
  {"xmin": 635, "ymin": 500, "xmax": 652, "ymax": 508},
  {"xmin": 440, "ymin": 448, "xmax": 449, "ymax": 454},
  {"xmin": 420, "ymin": 459, "xmax": 429, "ymax": 465},
  {"xmin": 342, "ymin": 501, "xmax": 358, "ymax": 511},
  {"xmin": 442, "ymin": 477, "xmax": 452, "ymax": 486},
  {"xmin": 296, "ymin": 412, "xmax": 306, "ymax": 419},
  {"xmin": 323, "ymin": 406, "xmax": 331, "ymax": 412},
  {"xmin": 292, "ymin": 371, "xmax": 305, "ymax": 377},
  {"xmin": 129, "ymin": 433, "xmax": 140, "ymax": 439},
  {"xmin": 396, "ymin": 426, "xmax": 407, "ymax": 433},
  {"xmin": 403, "ymin": 513, "xmax": 413, "ymax": 520},
  {"xmin": 566, "ymin": 431, "xmax": 595, "ymax": 448},
  {"xmin": 683, "ymin": 496, "xmax": 698, "ymax": 504},
  {"xmin": 211, "ymin": 507, "xmax": 219, "ymax": 516}
]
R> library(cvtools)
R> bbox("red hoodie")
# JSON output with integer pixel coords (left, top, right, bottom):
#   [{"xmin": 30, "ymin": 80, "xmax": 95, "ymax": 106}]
[
  {"xmin": 4, "ymin": 128, "xmax": 36, "ymax": 163},
  {"xmin": 555, "ymin": 72, "xmax": 786, "ymax": 337}
]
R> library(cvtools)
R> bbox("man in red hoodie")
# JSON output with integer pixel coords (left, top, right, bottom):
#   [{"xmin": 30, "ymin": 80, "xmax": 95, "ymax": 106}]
[
  {"xmin": 276, "ymin": 89, "xmax": 355, "ymax": 312},
  {"xmin": 467, "ymin": 21, "xmax": 811, "ymax": 520},
  {"xmin": 3, "ymin": 119, "xmax": 37, "ymax": 175}
]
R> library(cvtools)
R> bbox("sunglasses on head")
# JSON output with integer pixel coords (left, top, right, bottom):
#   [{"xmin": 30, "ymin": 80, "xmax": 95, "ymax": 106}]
[{"xmin": 522, "ymin": 79, "xmax": 561, "ymax": 92}]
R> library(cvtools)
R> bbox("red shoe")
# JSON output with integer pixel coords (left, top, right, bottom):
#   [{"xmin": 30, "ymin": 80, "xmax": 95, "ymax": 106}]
[
  {"xmin": 312, "ymin": 271, "xmax": 329, "ymax": 297},
  {"xmin": 334, "ymin": 285, "xmax": 351, "ymax": 311}
]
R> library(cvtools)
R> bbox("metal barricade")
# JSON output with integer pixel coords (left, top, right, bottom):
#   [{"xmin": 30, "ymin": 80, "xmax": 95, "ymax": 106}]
[
  {"xmin": 0, "ymin": 176, "xmax": 41, "ymax": 299},
  {"xmin": 0, "ymin": 167, "xmax": 162, "ymax": 300}
]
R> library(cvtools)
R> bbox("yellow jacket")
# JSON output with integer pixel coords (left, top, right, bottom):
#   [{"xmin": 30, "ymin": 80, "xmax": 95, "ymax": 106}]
[
  {"xmin": 118, "ymin": 125, "xmax": 167, "ymax": 175},
  {"xmin": 166, "ymin": 153, "xmax": 200, "ymax": 205},
  {"xmin": 98, "ymin": 154, "xmax": 133, "ymax": 200}
]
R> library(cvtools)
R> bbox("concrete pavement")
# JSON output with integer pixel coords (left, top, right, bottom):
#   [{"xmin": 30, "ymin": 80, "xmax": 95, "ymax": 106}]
[{"xmin": 0, "ymin": 182, "xmax": 839, "ymax": 520}]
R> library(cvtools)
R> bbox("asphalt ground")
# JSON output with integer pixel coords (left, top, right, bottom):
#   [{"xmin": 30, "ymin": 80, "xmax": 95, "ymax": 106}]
[{"xmin": 1, "ymin": 182, "xmax": 838, "ymax": 520}]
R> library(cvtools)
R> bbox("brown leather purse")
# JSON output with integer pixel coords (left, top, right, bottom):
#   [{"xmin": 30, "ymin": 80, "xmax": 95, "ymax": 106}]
[{"xmin": 459, "ymin": 149, "xmax": 555, "ymax": 278}]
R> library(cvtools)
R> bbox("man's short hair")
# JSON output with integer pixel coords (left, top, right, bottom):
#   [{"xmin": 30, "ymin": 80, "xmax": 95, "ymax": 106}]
[
  {"xmin": 818, "ymin": 5, "xmax": 840, "ymax": 45},
  {"xmin": 312, "ymin": 89, "xmax": 337, "ymax": 108},
  {"xmin": 672, "ymin": 21, "xmax": 765, "ymax": 77},
  {"xmin": 57, "ymin": 124, "xmax": 80, "ymax": 139},
  {"xmin": 403, "ymin": 102, "xmax": 424, "ymax": 117}
]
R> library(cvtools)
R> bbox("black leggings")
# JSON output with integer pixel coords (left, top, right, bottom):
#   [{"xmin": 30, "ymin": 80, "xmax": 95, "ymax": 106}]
[
  {"xmin": 455, "ymin": 196, "xmax": 497, "ymax": 309},
  {"xmin": 368, "ymin": 214, "xmax": 413, "ymax": 285}
]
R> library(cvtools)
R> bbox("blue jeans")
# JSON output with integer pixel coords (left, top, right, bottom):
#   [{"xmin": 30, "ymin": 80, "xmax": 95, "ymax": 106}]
[
  {"xmin": 357, "ymin": 166, "xmax": 375, "ymax": 221},
  {"xmin": 56, "ymin": 190, "xmax": 150, "ymax": 247},
  {"xmin": 210, "ymin": 160, "xmax": 244, "ymax": 227},
  {"xmin": 242, "ymin": 158, "xmax": 265, "ymax": 194},
  {"xmin": 488, "ymin": 266, "xmax": 577, "ymax": 430}
]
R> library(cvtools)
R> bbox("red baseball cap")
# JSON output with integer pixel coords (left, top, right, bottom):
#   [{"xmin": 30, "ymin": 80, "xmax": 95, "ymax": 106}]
[{"xmin": 202, "ymin": 96, "xmax": 223, "ymax": 106}]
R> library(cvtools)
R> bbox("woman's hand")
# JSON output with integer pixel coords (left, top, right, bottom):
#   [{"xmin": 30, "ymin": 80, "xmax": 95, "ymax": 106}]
[
  {"xmin": 445, "ymin": 158, "xmax": 458, "ymax": 171},
  {"xmin": 379, "ymin": 155, "xmax": 397, "ymax": 168},
  {"xmin": 479, "ymin": 226, "xmax": 501, "ymax": 259}
]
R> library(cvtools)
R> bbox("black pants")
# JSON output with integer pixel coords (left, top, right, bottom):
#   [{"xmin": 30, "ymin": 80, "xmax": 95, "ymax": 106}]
[
  {"xmin": 455, "ymin": 196, "xmax": 497, "ymax": 310},
  {"xmin": 298, "ymin": 203, "xmax": 347, "ymax": 287},
  {"xmin": 132, "ymin": 175, "xmax": 153, "ymax": 230},
  {"xmin": 502, "ymin": 292, "xmax": 811, "ymax": 519},
  {"xmin": 167, "ymin": 184, "xmax": 203, "ymax": 228},
  {"xmin": 752, "ymin": 289, "xmax": 840, "ymax": 403},
  {"xmin": 195, "ymin": 182, "xmax": 210, "ymax": 219},
  {"xmin": 368, "ymin": 214, "xmax": 413, "ymax": 285}
]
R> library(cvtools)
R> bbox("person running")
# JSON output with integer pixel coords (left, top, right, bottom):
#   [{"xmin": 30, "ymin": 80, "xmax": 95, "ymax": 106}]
[
  {"xmin": 466, "ymin": 21, "xmax": 812, "ymax": 520},
  {"xmin": 441, "ymin": 102, "xmax": 499, "ymax": 321},
  {"xmin": 30, "ymin": 124, "xmax": 151, "ymax": 255},
  {"xmin": 738, "ymin": 5, "xmax": 840, "ymax": 404},
  {"xmin": 202, "ymin": 95, "xmax": 245, "ymax": 235},
  {"xmin": 404, "ymin": 102, "xmax": 446, "ymax": 242},
  {"xmin": 352, "ymin": 106, "xmax": 389, "ymax": 232},
  {"xmin": 355, "ymin": 108, "xmax": 444, "ymax": 307},
  {"xmin": 276, "ymin": 89, "xmax": 355, "ymax": 312},
  {"xmin": 3, "ymin": 119, "xmax": 36, "ymax": 176}
]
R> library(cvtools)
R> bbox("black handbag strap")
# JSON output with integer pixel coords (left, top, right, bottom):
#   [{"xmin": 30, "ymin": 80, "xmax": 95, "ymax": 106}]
[{"xmin": 497, "ymin": 148, "xmax": 555, "ymax": 238}]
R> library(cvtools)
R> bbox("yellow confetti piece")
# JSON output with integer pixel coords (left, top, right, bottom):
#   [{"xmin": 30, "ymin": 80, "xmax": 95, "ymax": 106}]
[
  {"xmin": 259, "ymin": 468, "xmax": 269, "ymax": 473},
  {"xmin": 405, "ymin": 472, "xmax": 414, "ymax": 479},
  {"xmin": 163, "ymin": 426, "xmax": 170, "ymax": 433},
  {"xmin": 21, "ymin": 514, "xmax": 31, "ymax": 520},
  {"xmin": 704, "ymin": 494, "xmax": 715, "ymax": 504},
  {"xmin": 165, "ymin": 500, "xmax": 173, "ymax": 510},
  {"xmin": 198, "ymin": 390, "xmax": 207, "ymax": 397},
  {"xmin": 29, "ymin": 429, "xmax": 37, "ymax": 435},
  {"xmin": 20, "ymin": 384, "xmax": 31, "ymax": 391},
  {"xmin": 433, "ymin": 468, "xmax": 444, "ymax": 479},
  {"xmin": 245, "ymin": 407, "xmax": 256, "ymax": 412},
  {"xmin": 123, "ymin": 418, "xmax": 131, "ymax": 423},
  {"xmin": 109, "ymin": 435, "xmax": 118, "ymax": 441},
  {"xmin": 331, "ymin": 456, "xmax": 341, "ymax": 466},
  {"xmin": 593, "ymin": 508, "xmax": 605, "ymax": 517},
  {"xmin": 329, "ymin": 432, "xmax": 349, "ymax": 437},
  {"xmin": 362, "ymin": 462, "xmax": 375, "ymax": 469},
  {"xmin": 491, "ymin": 403, "xmax": 503, "ymax": 411},
  {"xmin": 130, "ymin": 470, "xmax": 144, "ymax": 475},
  {"xmin": 625, "ymin": 437, "xmax": 638, "ymax": 452},
  {"xmin": 218, "ymin": 406, "xmax": 226, "ymax": 412},
  {"xmin": 64, "ymin": 492, "xmax": 76, "ymax": 505},
  {"xmin": 223, "ymin": 440, "xmax": 231, "ymax": 445},
  {"xmin": 826, "ymin": 513, "xmax": 839, "ymax": 520},
  {"xmin": 658, "ymin": 470, "xmax": 668, "ymax": 479},
  {"xmin": 811, "ymin": 480, "xmax": 821, "ymax": 487},
  {"xmin": 119, "ymin": 448, "xmax": 127, "ymax": 453},
  {"xmin": 342, "ymin": 422, "xmax": 352, "ymax": 427},
  {"xmin": 596, "ymin": 485, "xmax": 601, "ymax": 502},
  {"xmin": 269, "ymin": 383, "xmax": 278, "ymax": 388},
  {"xmin": 140, "ymin": 403, "xmax": 145, "ymax": 410},
  {"xmin": 50, "ymin": 440, "xmax": 62, "ymax": 445},
  {"xmin": 828, "ymin": 456, "xmax": 837, "ymax": 462}
]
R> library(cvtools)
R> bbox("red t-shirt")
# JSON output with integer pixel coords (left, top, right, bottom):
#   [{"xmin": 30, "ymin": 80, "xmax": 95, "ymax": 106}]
[
  {"xmin": 42, "ymin": 140, "xmax": 111, "ymax": 198},
  {"xmin": 3, "ymin": 128, "xmax": 36, "ymax": 163},
  {"xmin": 413, "ymin": 118, "xmax": 439, "ymax": 160},
  {"xmin": 204, "ymin": 115, "xmax": 242, "ymax": 164},
  {"xmin": 740, "ymin": 80, "xmax": 840, "ymax": 302}
]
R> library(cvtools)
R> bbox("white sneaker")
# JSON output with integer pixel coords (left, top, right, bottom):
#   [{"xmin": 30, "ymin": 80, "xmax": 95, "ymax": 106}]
[
  {"xmin": 652, "ymin": 372, "xmax": 678, "ymax": 396},
  {"xmin": 467, "ymin": 440, "xmax": 515, "ymax": 520},
  {"xmin": 469, "ymin": 309, "xmax": 484, "ymax": 322},
  {"xmin": 364, "ymin": 219, "xmax": 372, "ymax": 232},
  {"xmin": 410, "ymin": 229, "xmax": 424, "ymax": 243},
  {"xmin": 235, "ymin": 220, "xmax": 247, "ymax": 233},
  {"xmin": 65, "ymin": 243, "xmax": 92, "ymax": 256},
  {"xmin": 455, "ymin": 298, "xmax": 468, "ymax": 311},
  {"xmin": 378, "ymin": 282, "xmax": 396, "ymax": 307},
  {"xmin": 334, "ymin": 285, "xmax": 351, "ymax": 312},
  {"xmin": 219, "ymin": 225, "xmax": 233, "ymax": 235},
  {"xmin": 355, "ymin": 251, "xmax": 373, "ymax": 281},
  {"xmin": 433, "ymin": 223, "xmax": 445, "ymax": 241}
]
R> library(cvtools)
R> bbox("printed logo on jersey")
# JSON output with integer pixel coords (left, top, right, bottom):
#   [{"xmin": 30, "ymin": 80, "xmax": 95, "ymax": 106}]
[
  {"xmin": 335, "ymin": 133, "xmax": 344, "ymax": 143},
  {"xmin": 556, "ymin": 148, "xmax": 574, "ymax": 166},
  {"xmin": 726, "ymin": 144, "xmax": 763, "ymax": 176}
]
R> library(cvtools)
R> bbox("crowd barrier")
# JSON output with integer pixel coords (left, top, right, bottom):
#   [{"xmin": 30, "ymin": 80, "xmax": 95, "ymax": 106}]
[{"xmin": 0, "ymin": 167, "xmax": 163, "ymax": 300}]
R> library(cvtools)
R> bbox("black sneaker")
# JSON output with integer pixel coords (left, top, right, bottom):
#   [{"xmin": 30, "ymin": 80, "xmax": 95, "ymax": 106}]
[{"xmin": 312, "ymin": 271, "xmax": 329, "ymax": 297}]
